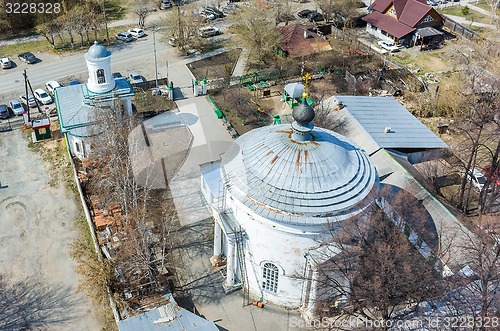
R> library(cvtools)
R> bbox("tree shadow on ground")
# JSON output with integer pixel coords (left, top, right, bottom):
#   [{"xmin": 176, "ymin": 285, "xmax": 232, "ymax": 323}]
[
  {"xmin": 0, "ymin": 276, "xmax": 82, "ymax": 330},
  {"xmin": 172, "ymin": 218, "xmax": 228, "ymax": 306}
]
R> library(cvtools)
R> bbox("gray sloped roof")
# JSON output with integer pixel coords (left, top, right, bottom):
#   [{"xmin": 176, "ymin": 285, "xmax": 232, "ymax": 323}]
[
  {"xmin": 55, "ymin": 84, "xmax": 94, "ymax": 138},
  {"xmin": 55, "ymin": 79, "xmax": 134, "ymax": 138},
  {"xmin": 332, "ymin": 96, "xmax": 448, "ymax": 152},
  {"xmin": 221, "ymin": 124, "xmax": 379, "ymax": 228},
  {"xmin": 118, "ymin": 294, "xmax": 218, "ymax": 331},
  {"xmin": 284, "ymin": 82, "xmax": 304, "ymax": 98}
]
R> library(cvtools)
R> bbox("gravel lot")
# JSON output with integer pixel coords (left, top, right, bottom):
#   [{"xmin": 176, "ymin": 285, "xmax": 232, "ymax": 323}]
[{"xmin": 0, "ymin": 129, "xmax": 103, "ymax": 330}]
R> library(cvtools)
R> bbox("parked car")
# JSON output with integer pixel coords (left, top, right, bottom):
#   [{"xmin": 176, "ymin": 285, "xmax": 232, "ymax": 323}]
[
  {"xmin": 297, "ymin": 9, "xmax": 313, "ymax": 18},
  {"xmin": 202, "ymin": 12, "xmax": 217, "ymax": 21},
  {"xmin": 426, "ymin": 0, "xmax": 438, "ymax": 5},
  {"xmin": 33, "ymin": 88, "xmax": 53, "ymax": 105},
  {"xmin": 8, "ymin": 99, "xmax": 24, "ymax": 116},
  {"xmin": 308, "ymin": 11, "xmax": 325, "ymax": 22},
  {"xmin": 467, "ymin": 168, "xmax": 488, "ymax": 191},
  {"xmin": 116, "ymin": 32, "xmax": 134, "ymax": 42},
  {"xmin": 1, "ymin": 57, "xmax": 12, "ymax": 69},
  {"xmin": 199, "ymin": 26, "xmax": 222, "ymax": 37},
  {"xmin": 45, "ymin": 81, "xmax": 61, "ymax": 95},
  {"xmin": 222, "ymin": 3, "xmax": 237, "ymax": 13},
  {"xmin": 129, "ymin": 71, "xmax": 146, "ymax": 84},
  {"xmin": 112, "ymin": 72, "xmax": 123, "ymax": 79},
  {"xmin": 377, "ymin": 40, "xmax": 400, "ymax": 52},
  {"xmin": 168, "ymin": 36, "xmax": 178, "ymax": 46},
  {"xmin": 129, "ymin": 28, "xmax": 145, "ymax": 38},
  {"xmin": 204, "ymin": 6, "xmax": 224, "ymax": 18},
  {"xmin": 18, "ymin": 52, "xmax": 37, "ymax": 64},
  {"xmin": 20, "ymin": 94, "xmax": 37, "ymax": 108},
  {"xmin": 160, "ymin": 0, "xmax": 172, "ymax": 9},
  {"xmin": 0, "ymin": 104, "xmax": 9, "ymax": 119}
]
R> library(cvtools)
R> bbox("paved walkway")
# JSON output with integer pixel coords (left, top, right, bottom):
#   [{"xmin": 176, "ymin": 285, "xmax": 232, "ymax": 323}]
[{"xmin": 232, "ymin": 48, "xmax": 250, "ymax": 78}]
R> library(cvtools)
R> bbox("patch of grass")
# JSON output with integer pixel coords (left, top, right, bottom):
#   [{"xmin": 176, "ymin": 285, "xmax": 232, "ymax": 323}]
[
  {"xmin": 71, "ymin": 214, "xmax": 118, "ymax": 331},
  {"xmin": 105, "ymin": 0, "xmax": 128, "ymax": 21},
  {"xmin": 440, "ymin": 6, "xmax": 492, "ymax": 24},
  {"xmin": 474, "ymin": 1, "xmax": 500, "ymax": 16},
  {"xmin": 1, "ymin": 39, "xmax": 54, "ymax": 57},
  {"xmin": 391, "ymin": 52, "xmax": 413, "ymax": 66},
  {"xmin": 2, "ymin": 26, "xmax": 133, "ymax": 57}
]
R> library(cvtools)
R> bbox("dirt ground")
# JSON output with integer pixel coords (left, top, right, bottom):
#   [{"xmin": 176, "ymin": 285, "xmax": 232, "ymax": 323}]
[
  {"xmin": 187, "ymin": 49, "xmax": 242, "ymax": 80},
  {"xmin": 0, "ymin": 129, "xmax": 103, "ymax": 330}
]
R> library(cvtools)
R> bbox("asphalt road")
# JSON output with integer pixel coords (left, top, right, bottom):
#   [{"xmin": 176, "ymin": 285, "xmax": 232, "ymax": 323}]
[{"xmin": 0, "ymin": 35, "xmax": 170, "ymax": 98}]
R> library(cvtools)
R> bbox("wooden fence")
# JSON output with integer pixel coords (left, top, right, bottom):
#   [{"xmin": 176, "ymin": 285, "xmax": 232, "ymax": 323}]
[{"xmin": 443, "ymin": 16, "xmax": 478, "ymax": 41}]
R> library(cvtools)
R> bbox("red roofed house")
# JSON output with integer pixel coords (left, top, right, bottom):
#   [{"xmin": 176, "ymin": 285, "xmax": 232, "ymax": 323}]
[
  {"xmin": 278, "ymin": 24, "xmax": 332, "ymax": 58},
  {"xmin": 363, "ymin": 0, "xmax": 444, "ymax": 47}
]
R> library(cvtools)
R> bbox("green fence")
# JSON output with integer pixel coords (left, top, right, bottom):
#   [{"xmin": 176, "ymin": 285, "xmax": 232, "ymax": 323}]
[{"xmin": 207, "ymin": 95, "xmax": 239, "ymax": 139}]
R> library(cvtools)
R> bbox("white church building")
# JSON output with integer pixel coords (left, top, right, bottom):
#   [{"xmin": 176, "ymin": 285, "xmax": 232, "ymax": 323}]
[
  {"xmin": 200, "ymin": 100, "xmax": 379, "ymax": 317},
  {"xmin": 55, "ymin": 41, "xmax": 134, "ymax": 159}
]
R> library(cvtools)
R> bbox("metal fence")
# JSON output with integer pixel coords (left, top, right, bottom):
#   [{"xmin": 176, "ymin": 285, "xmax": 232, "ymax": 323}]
[{"xmin": 131, "ymin": 77, "xmax": 170, "ymax": 91}]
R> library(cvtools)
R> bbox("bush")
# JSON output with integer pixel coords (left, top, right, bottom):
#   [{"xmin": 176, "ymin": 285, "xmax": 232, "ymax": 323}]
[{"xmin": 462, "ymin": 6, "xmax": 470, "ymax": 15}]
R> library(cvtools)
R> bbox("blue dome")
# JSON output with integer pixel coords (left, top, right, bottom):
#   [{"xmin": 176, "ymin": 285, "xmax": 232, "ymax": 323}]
[{"xmin": 85, "ymin": 41, "xmax": 111, "ymax": 60}]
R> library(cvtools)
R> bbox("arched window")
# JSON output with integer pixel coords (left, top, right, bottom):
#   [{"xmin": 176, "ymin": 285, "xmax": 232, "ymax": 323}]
[
  {"xmin": 97, "ymin": 69, "xmax": 106, "ymax": 84},
  {"xmin": 262, "ymin": 262, "xmax": 279, "ymax": 293}
]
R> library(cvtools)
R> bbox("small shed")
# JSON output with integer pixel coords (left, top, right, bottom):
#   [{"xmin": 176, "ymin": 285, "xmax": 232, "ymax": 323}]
[
  {"xmin": 32, "ymin": 118, "xmax": 51, "ymax": 141},
  {"xmin": 283, "ymin": 82, "xmax": 304, "ymax": 108}
]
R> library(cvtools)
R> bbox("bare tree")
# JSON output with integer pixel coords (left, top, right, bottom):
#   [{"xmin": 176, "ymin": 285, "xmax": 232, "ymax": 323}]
[
  {"xmin": 435, "ymin": 218, "xmax": 500, "ymax": 329},
  {"xmin": 71, "ymin": 5, "xmax": 87, "ymax": 46},
  {"xmin": 134, "ymin": 0, "xmax": 155, "ymax": 29},
  {"xmin": 34, "ymin": 20, "xmax": 56, "ymax": 48},
  {"xmin": 453, "ymin": 70, "xmax": 499, "ymax": 214},
  {"xmin": 316, "ymin": 0, "xmax": 360, "ymax": 28},
  {"xmin": 84, "ymin": 102, "xmax": 179, "ymax": 309},
  {"xmin": 231, "ymin": 0, "xmax": 283, "ymax": 65},
  {"xmin": 271, "ymin": 0, "xmax": 297, "ymax": 26},
  {"xmin": 61, "ymin": 8, "xmax": 80, "ymax": 48},
  {"xmin": 307, "ymin": 189, "xmax": 442, "ymax": 329},
  {"xmin": 159, "ymin": 3, "xmax": 203, "ymax": 54}
]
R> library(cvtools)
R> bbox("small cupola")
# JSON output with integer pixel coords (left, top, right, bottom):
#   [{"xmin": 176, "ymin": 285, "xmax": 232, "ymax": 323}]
[
  {"xmin": 291, "ymin": 94, "xmax": 315, "ymax": 142},
  {"xmin": 84, "ymin": 41, "xmax": 115, "ymax": 93}
]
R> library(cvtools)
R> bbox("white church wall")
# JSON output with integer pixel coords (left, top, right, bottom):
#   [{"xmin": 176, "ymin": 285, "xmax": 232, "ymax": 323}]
[
  {"xmin": 68, "ymin": 135, "xmax": 90, "ymax": 159},
  {"xmin": 228, "ymin": 197, "xmax": 322, "ymax": 308}
]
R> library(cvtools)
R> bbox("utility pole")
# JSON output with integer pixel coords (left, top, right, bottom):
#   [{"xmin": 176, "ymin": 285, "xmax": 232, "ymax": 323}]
[
  {"xmin": 153, "ymin": 27, "xmax": 159, "ymax": 88},
  {"xmin": 23, "ymin": 70, "xmax": 31, "ymax": 122}
]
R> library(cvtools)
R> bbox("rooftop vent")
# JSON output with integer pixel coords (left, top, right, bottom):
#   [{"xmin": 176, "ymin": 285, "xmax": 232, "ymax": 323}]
[{"xmin": 384, "ymin": 127, "xmax": 391, "ymax": 133}]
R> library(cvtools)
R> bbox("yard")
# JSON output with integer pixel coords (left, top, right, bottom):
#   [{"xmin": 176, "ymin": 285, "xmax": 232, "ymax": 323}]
[
  {"xmin": 440, "ymin": 5, "xmax": 493, "ymax": 24},
  {"xmin": 187, "ymin": 49, "xmax": 242, "ymax": 81}
]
